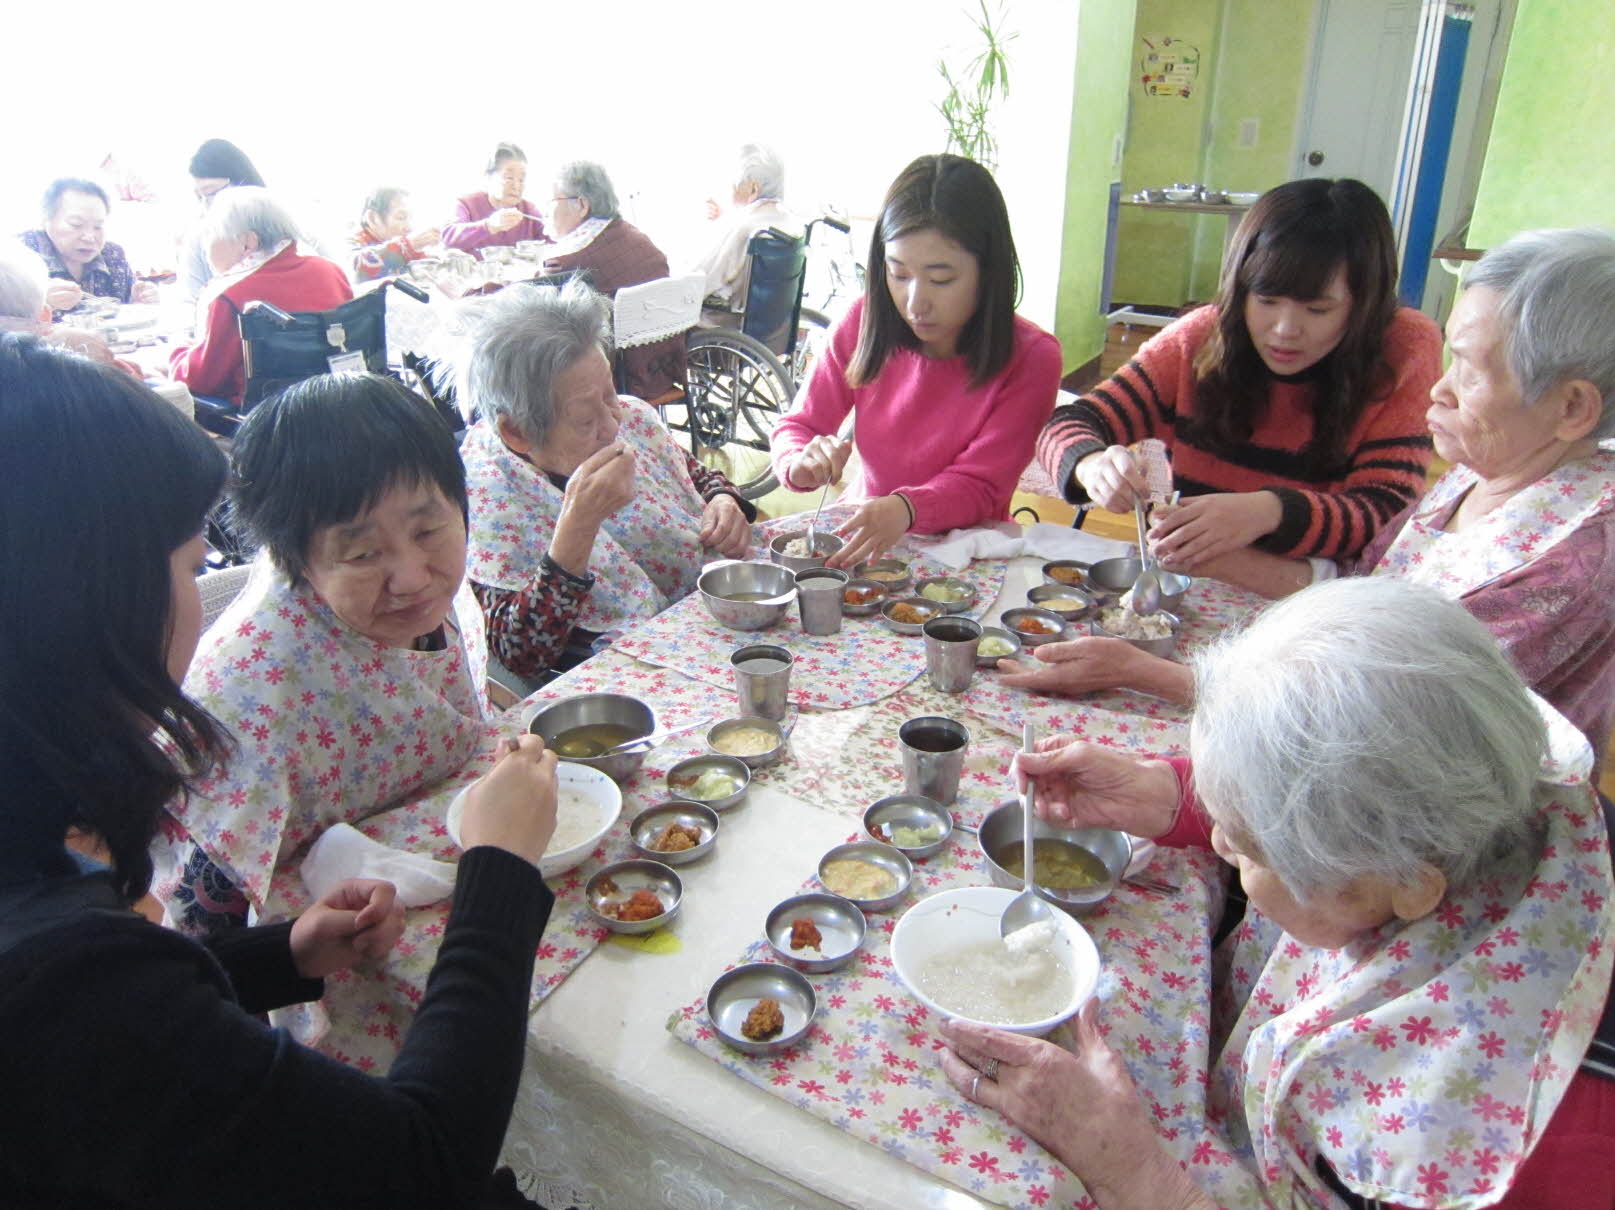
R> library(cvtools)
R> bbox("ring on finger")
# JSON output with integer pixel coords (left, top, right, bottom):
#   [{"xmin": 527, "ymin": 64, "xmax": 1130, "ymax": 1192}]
[
  {"xmin": 981, "ymin": 1057, "xmax": 1001, "ymax": 1082},
  {"xmin": 970, "ymin": 1075, "xmax": 981, "ymax": 1100}
]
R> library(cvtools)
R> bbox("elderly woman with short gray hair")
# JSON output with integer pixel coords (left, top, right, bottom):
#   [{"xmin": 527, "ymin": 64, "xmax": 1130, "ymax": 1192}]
[
  {"xmin": 541, "ymin": 159, "xmax": 682, "ymax": 400},
  {"xmin": 1004, "ymin": 227, "xmax": 1615, "ymax": 759},
  {"xmin": 693, "ymin": 142, "xmax": 801, "ymax": 308},
  {"xmin": 459, "ymin": 278, "xmax": 754, "ymax": 681},
  {"xmin": 945, "ymin": 576, "xmax": 1614, "ymax": 1209},
  {"xmin": 168, "ymin": 186, "xmax": 351, "ymax": 405}
]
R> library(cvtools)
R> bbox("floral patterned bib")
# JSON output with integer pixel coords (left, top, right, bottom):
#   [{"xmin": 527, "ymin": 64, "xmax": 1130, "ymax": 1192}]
[
  {"xmin": 173, "ymin": 564, "xmax": 491, "ymax": 916},
  {"xmin": 462, "ymin": 400, "xmax": 706, "ymax": 634}
]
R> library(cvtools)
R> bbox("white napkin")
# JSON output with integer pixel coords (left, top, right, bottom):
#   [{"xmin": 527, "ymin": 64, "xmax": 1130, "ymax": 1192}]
[
  {"xmin": 300, "ymin": 822, "xmax": 458, "ymax": 908},
  {"xmin": 911, "ymin": 522, "xmax": 1130, "ymax": 570}
]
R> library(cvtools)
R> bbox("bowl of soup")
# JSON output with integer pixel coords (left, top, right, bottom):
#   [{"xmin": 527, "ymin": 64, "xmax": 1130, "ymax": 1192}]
[
  {"xmin": 975, "ymin": 798, "xmax": 1133, "ymax": 914},
  {"xmin": 697, "ymin": 561, "xmax": 798, "ymax": 631},
  {"xmin": 525, "ymin": 692, "xmax": 656, "ymax": 784}
]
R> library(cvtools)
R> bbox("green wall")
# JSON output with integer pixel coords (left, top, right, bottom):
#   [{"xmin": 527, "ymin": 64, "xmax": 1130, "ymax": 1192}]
[
  {"xmin": 1470, "ymin": 0, "xmax": 1615, "ymax": 247},
  {"xmin": 1054, "ymin": 0, "xmax": 1136, "ymax": 369}
]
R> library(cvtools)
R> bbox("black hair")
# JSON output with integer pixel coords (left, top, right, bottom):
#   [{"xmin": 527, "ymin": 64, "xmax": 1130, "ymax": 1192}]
[
  {"xmin": 361, "ymin": 185, "xmax": 408, "ymax": 225},
  {"xmin": 41, "ymin": 178, "xmax": 110, "ymax": 220},
  {"xmin": 848, "ymin": 154, "xmax": 1020, "ymax": 391},
  {"xmin": 188, "ymin": 139, "xmax": 266, "ymax": 188},
  {"xmin": 1193, "ymin": 178, "xmax": 1401, "ymax": 479},
  {"xmin": 485, "ymin": 143, "xmax": 527, "ymax": 175},
  {"xmin": 0, "ymin": 335, "xmax": 230, "ymax": 901},
  {"xmin": 229, "ymin": 373, "xmax": 467, "ymax": 584}
]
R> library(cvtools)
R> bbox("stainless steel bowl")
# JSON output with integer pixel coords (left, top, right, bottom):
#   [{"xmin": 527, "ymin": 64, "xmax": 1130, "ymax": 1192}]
[
  {"xmin": 976, "ymin": 798, "xmax": 1132, "ymax": 915},
  {"xmin": 629, "ymin": 801, "xmax": 719, "ymax": 866},
  {"xmin": 817, "ymin": 841, "xmax": 913, "ymax": 913},
  {"xmin": 769, "ymin": 529, "xmax": 845, "ymax": 573},
  {"xmin": 665, "ymin": 754, "xmax": 751, "ymax": 810},
  {"xmin": 1092, "ymin": 607, "xmax": 1182, "ymax": 659},
  {"xmin": 1085, "ymin": 557, "xmax": 1192, "ymax": 610},
  {"xmin": 1040, "ymin": 560, "xmax": 1089, "ymax": 591},
  {"xmin": 1027, "ymin": 583, "xmax": 1095, "ymax": 623},
  {"xmin": 584, "ymin": 859, "xmax": 683, "ymax": 934},
  {"xmin": 706, "ymin": 962, "xmax": 817, "ymax": 1056},
  {"xmin": 697, "ymin": 561, "xmax": 797, "ymax": 631},
  {"xmin": 974, "ymin": 625, "xmax": 1024, "ymax": 667},
  {"xmin": 1199, "ymin": 187, "xmax": 1228, "ymax": 204},
  {"xmin": 840, "ymin": 578, "xmax": 889, "ymax": 617},
  {"xmin": 999, "ymin": 607, "xmax": 1069, "ymax": 647},
  {"xmin": 913, "ymin": 577, "xmax": 978, "ymax": 615},
  {"xmin": 879, "ymin": 597, "xmax": 942, "ymax": 636},
  {"xmin": 853, "ymin": 559, "xmax": 912, "ymax": 594},
  {"xmin": 764, "ymin": 893, "xmax": 867, "ymax": 973},
  {"xmin": 705, "ymin": 715, "xmax": 785, "ymax": 769},
  {"xmin": 862, "ymin": 794, "xmax": 953, "ymax": 859},
  {"xmin": 527, "ymin": 693, "xmax": 656, "ymax": 784}
]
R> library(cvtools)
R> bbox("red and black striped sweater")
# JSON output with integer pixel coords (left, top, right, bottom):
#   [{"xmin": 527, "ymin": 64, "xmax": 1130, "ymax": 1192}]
[{"xmin": 1037, "ymin": 305, "xmax": 1442, "ymax": 560}]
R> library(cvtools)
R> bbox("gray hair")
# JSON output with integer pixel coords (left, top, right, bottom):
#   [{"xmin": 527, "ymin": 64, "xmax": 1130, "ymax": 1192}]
[
  {"xmin": 736, "ymin": 142, "xmax": 785, "ymax": 199},
  {"xmin": 1189, "ymin": 576, "xmax": 1546, "ymax": 897},
  {"xmin": 0, "ymin": 243, "xmax": 48, "ymax": 320},
  {"xmin": 1465, "ymin": 227, "xmax": 1615, "ymax": 440},
  {"xmin": 556, "ymin": 161, "xmax": 619, "ymax": 222},
  {"xmin": 199, "ymin": 186, "xmax": 303, "ymax": 251},
  {"xmin": 458, "ymin": 277, "xmax": 613, "ymax": 446}
]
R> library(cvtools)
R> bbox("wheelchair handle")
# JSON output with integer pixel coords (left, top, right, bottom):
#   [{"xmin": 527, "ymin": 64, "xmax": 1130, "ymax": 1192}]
[
  {"xmin": 389, "ymin": 277, "xmax": 430, "ymax": 305},
  {"xmin": 241, "ymin": 300, "xmax": 296, "ymax": 328},
  {"xmin": 817, "ymin": 216, "xmax": 851, "ymax": 235}
]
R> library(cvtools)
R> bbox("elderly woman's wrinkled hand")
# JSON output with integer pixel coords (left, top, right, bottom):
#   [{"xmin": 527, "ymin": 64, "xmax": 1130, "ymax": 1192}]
[
  {"xmin": 131, "ymin": 280, "xmax": 160, "ymax": 305},
  {"xmin": 788, "ymin": 435, "xmax": 852, "ymax": 492},
  {"xmin": 289, "ymin": 877, "xmax": 407, "ymax": 978},
  {"xmin": 487, "ymin": 207, "xmax": 524, "ymax": 234},
  {"xmin": 44, "ymin": 280, "xmax": 83, "ymax": 313},
  {"xmin": 997, "ymin": 635, "xmax": 1152, "ymax": 697},
  {"xmin": 940, "ymin": 1007, "xmax": 1211, "ymax": 1209},
  {"xmin": 562, "ymin": 442, "xmax": 636, "ymax": 525},
  {"xmin": 459, "ymin": 734, "xmax": 558, "ymax": 867},
  {"xmin": 1014, "ymin": 738, "xmax": 1180, "ymax": 837},
  {"xmin": 699, "ymin": 493, "xmax": 751, "ymax": 558},
  {"xmin": 1073, "ymin": 444, "xmax": 1146, "ymax": 513},
  {"xmin": 1148, "ymin": 491, "xmax": 1282, "ymax": 571},
  {"xmin": 829, "ymin": 495, "xmax": 910, "ymax": 569}
]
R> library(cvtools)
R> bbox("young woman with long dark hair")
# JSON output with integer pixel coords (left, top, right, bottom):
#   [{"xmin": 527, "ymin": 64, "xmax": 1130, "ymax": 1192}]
[
  {"xmin": 1038, "ymin": 178, "xmax": 1442, "ymax": 566},
  {"xmin": 0, "ymin": 336, "xmax": 559, "ymax": 1207},
  {"xmin": 770, "ymin": 153, "xmax": 1062, "ymax": 568}
]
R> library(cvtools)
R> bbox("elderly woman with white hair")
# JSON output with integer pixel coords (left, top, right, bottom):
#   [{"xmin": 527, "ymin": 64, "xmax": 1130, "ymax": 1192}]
[
  {"xmin": 1004, "ymin": 227, "xmax": 1615, "ymax": 756},
  {"xmin": 946, "ymin": 576, "xmax": 1614, "ymax": 1209},
  {"xmin": 692, "ymin": 142, "xmax": 801, "ymax": 309},
  {"xmin": 541, "ymin": 160, "xmax": 682, "ymax": 401},
  {"xmin": 168, "ymin": 186, "xmax": 351, "ymax": 406},
  {"xmin": 460, "ymin": 279, "xmax": 754, "ymax": 681}
]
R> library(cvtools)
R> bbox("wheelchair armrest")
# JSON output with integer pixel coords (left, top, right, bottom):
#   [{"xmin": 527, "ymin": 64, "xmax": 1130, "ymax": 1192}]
[{"xmin": 240, "ymin": 300, "xmax": 296, "ymax": 328}]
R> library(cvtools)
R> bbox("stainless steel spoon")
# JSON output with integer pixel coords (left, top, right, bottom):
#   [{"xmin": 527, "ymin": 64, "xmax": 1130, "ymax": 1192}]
[
  {"xmin": 1128, "ymin": 494, "xmax": 1164, "ymax": 616},
  {"xmin": 804, "ymin": 483, "xmax": 831, "ymax": 556},
  {"xmin": 1000, "ymin": 723, "xmax": 1056, "ymax": 939},
  {"xmin": 592, "ymin": 718, "xmax": 712, "ymax": 758}
]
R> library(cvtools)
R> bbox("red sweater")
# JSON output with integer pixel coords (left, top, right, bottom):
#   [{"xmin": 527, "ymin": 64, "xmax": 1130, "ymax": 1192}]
[
  {"xmin": 169, "ymin": 246, "xmax": 353, "ymax": 406},
  {"xmin": 1037, "ymin": 305, "xmax": 1441, "ymax": 559}
]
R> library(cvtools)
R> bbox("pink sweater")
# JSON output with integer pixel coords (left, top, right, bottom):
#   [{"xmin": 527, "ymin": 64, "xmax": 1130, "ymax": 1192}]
[{"xmin": 770, "ymin": 298, "xmax": 1062, "ymax": 533}]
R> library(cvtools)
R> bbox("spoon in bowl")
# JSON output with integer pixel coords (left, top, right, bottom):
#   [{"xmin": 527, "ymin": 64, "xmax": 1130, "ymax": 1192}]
[
  {"xmin": 1000, "ymin": 722, "xmax": 1056, "ymax": 939},
  {"xmin": 804, "ymin": 482, "xmax": 830, "ymax": 555},
  {"xmin": 589, "ymin": 718, "xmax": 712, "ymax": 759},
  {"xmin": 1128, "ymin": 492, "xmax": 1164, "ymax": 616}
]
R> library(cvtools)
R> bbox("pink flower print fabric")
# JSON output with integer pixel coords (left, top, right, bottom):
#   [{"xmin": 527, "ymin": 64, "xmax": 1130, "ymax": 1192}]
[{"xmin": 463, "ymin": 400, "xmax": 708, "ymax": 634}]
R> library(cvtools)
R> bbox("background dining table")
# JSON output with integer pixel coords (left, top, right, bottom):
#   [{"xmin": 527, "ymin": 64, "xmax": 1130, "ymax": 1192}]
[{"xmin": 271, "ymin": 518, "xmax": 1265, "ymax": 1210}]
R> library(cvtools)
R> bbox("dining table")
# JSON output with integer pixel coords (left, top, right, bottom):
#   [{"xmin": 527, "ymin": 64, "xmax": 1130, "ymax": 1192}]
[{"xmin": 268, "ymin": 510, "xmax": 1268, "ymax": 1210}]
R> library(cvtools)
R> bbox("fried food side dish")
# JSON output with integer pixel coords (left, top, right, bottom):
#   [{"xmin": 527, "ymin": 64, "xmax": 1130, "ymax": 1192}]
[
  {"xmin": 888, "ymin": 602, "xmax": 932, "ymax": 625},
  {"xmin": 741, "ymin": 997, "xmax": 785, "ymax": 1040},
  {"xmin": 602, "ymin": 888, "xmax": 665, "ymax": 922},
  {"xmin": 788, "ymin": 917, "xmax": 823, "ymax": 951},
  {"xmin": 648, "ymin": 821, "xmax": 702, "ymax": 852}
]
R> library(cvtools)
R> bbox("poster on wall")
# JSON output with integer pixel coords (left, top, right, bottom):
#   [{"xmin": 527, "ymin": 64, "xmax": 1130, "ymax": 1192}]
[{"xmin": 1139, "ymin": 35, "xmax": 1199, "ymax": 98}]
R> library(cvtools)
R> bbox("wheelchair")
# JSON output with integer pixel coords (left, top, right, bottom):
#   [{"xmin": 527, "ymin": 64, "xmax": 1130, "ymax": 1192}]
[{"xmin": 670, "ymin": 215, "xmax": 848, "ymax": 500}]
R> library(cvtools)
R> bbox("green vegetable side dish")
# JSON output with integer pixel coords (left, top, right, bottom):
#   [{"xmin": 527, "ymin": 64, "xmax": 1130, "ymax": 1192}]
[
  {"xmin": 674, "ymin": 768, "xmax": 741, "ymax": 801},
  {"xmin": 919, "ymin": 583, "xmax": 967, "ymax": 603},
  {"xmin": 978, "ymin": 636, "xmax": 1015, "ymax": 658}
]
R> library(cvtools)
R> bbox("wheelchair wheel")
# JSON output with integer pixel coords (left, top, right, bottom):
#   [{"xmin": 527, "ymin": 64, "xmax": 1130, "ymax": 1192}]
[
  {"xmin": 789, "ymin": 307, "xmax": 833, "ymax": 390},
  {"xmin": 675, "ymin": 328, "xmax": 792, "ymax": 500}
]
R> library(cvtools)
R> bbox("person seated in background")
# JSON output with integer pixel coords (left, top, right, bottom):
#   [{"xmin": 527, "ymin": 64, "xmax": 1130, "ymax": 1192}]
[
  {"xmin": 953, "ymin": 577, "xmax": 1614, "ymax": 1210},
  {"xmin": 348, "ymin": 185, "xmax": 440, "ymax": 283},
  {"xmin": 541, "ymin": 159, "xmax": 682, "ymax": 402},
  {"xmin": 1038, "ymin": 178, "xmax": 1441, "ymax": 567},
  {"xmin": 154, "ymin": 374, "xmax": 499, "ymax": 936},
  {"xmin": 440, "ymin": 143, "xmax": 548, "ymax": 255},
  {"xmin": 181, "ymin": 138, "xmax": 267, "ymax": 302},
  {"xmin": 458, "ymin": 280, "xmax": 754, "ymax": 682},
  {"xmin": 0, "ymin": 336, "xmax": 562, "ymax": 1208},
  {"xmin": 692, "ymin": 142, "xmax": 801, "ymax": 311},
  {"xmin": 168, "ymin": 186, "xmax": 351, "ymax": 406},
  {"xmin": 770, "ymin": 153, "xmax": 1062, "ymax": 568},
  {"xmin": 1004, "ymin": 228, "xmax": 1615, "ymax": 759},
  {"xmin": 18, "ymin": 178, "xmax": 158, "ymax": 317},
  {"xmin": 0, "ymin": 241, "xmax": 132, "ymax": 370}
]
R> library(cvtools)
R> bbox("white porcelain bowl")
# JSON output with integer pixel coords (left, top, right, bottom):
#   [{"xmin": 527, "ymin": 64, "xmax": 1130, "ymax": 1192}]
[
  {"xmin": 889, "ymin": 886, "xmax": 1101, "ymax": 1036},
  {"xmin": 447, "ymin": 761, "xmax": 622, "ymax": 879}
]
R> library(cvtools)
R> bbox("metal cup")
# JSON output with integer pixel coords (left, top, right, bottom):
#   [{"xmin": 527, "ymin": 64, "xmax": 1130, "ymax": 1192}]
[
  {"xmin": 794, "ymin": 567, "xmax": 848, "ymax": 636},
  {"xmin": 730, "ymin": 644, "xmax": 793, "ymax": 721},
  {"xmin": 922, "ymin": 616, "xmax": 982, "ymax": 693},
  {"xmin": 898, "ymin": 715, "xmax": 970, "ymax": 805}
]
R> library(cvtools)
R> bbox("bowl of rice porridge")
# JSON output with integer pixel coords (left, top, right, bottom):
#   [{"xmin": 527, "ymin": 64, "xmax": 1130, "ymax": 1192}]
[
  {"xmin": 890, "ymin": 886, "xmax": 1100, "ymax": 1036},
  {"xmin": 1093, "ymin": 607, "xmax": 1181, "ymax": 659},
  {"xmin": 446, "ymin": 761, "xmax": 621, "ymax": 878}
]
